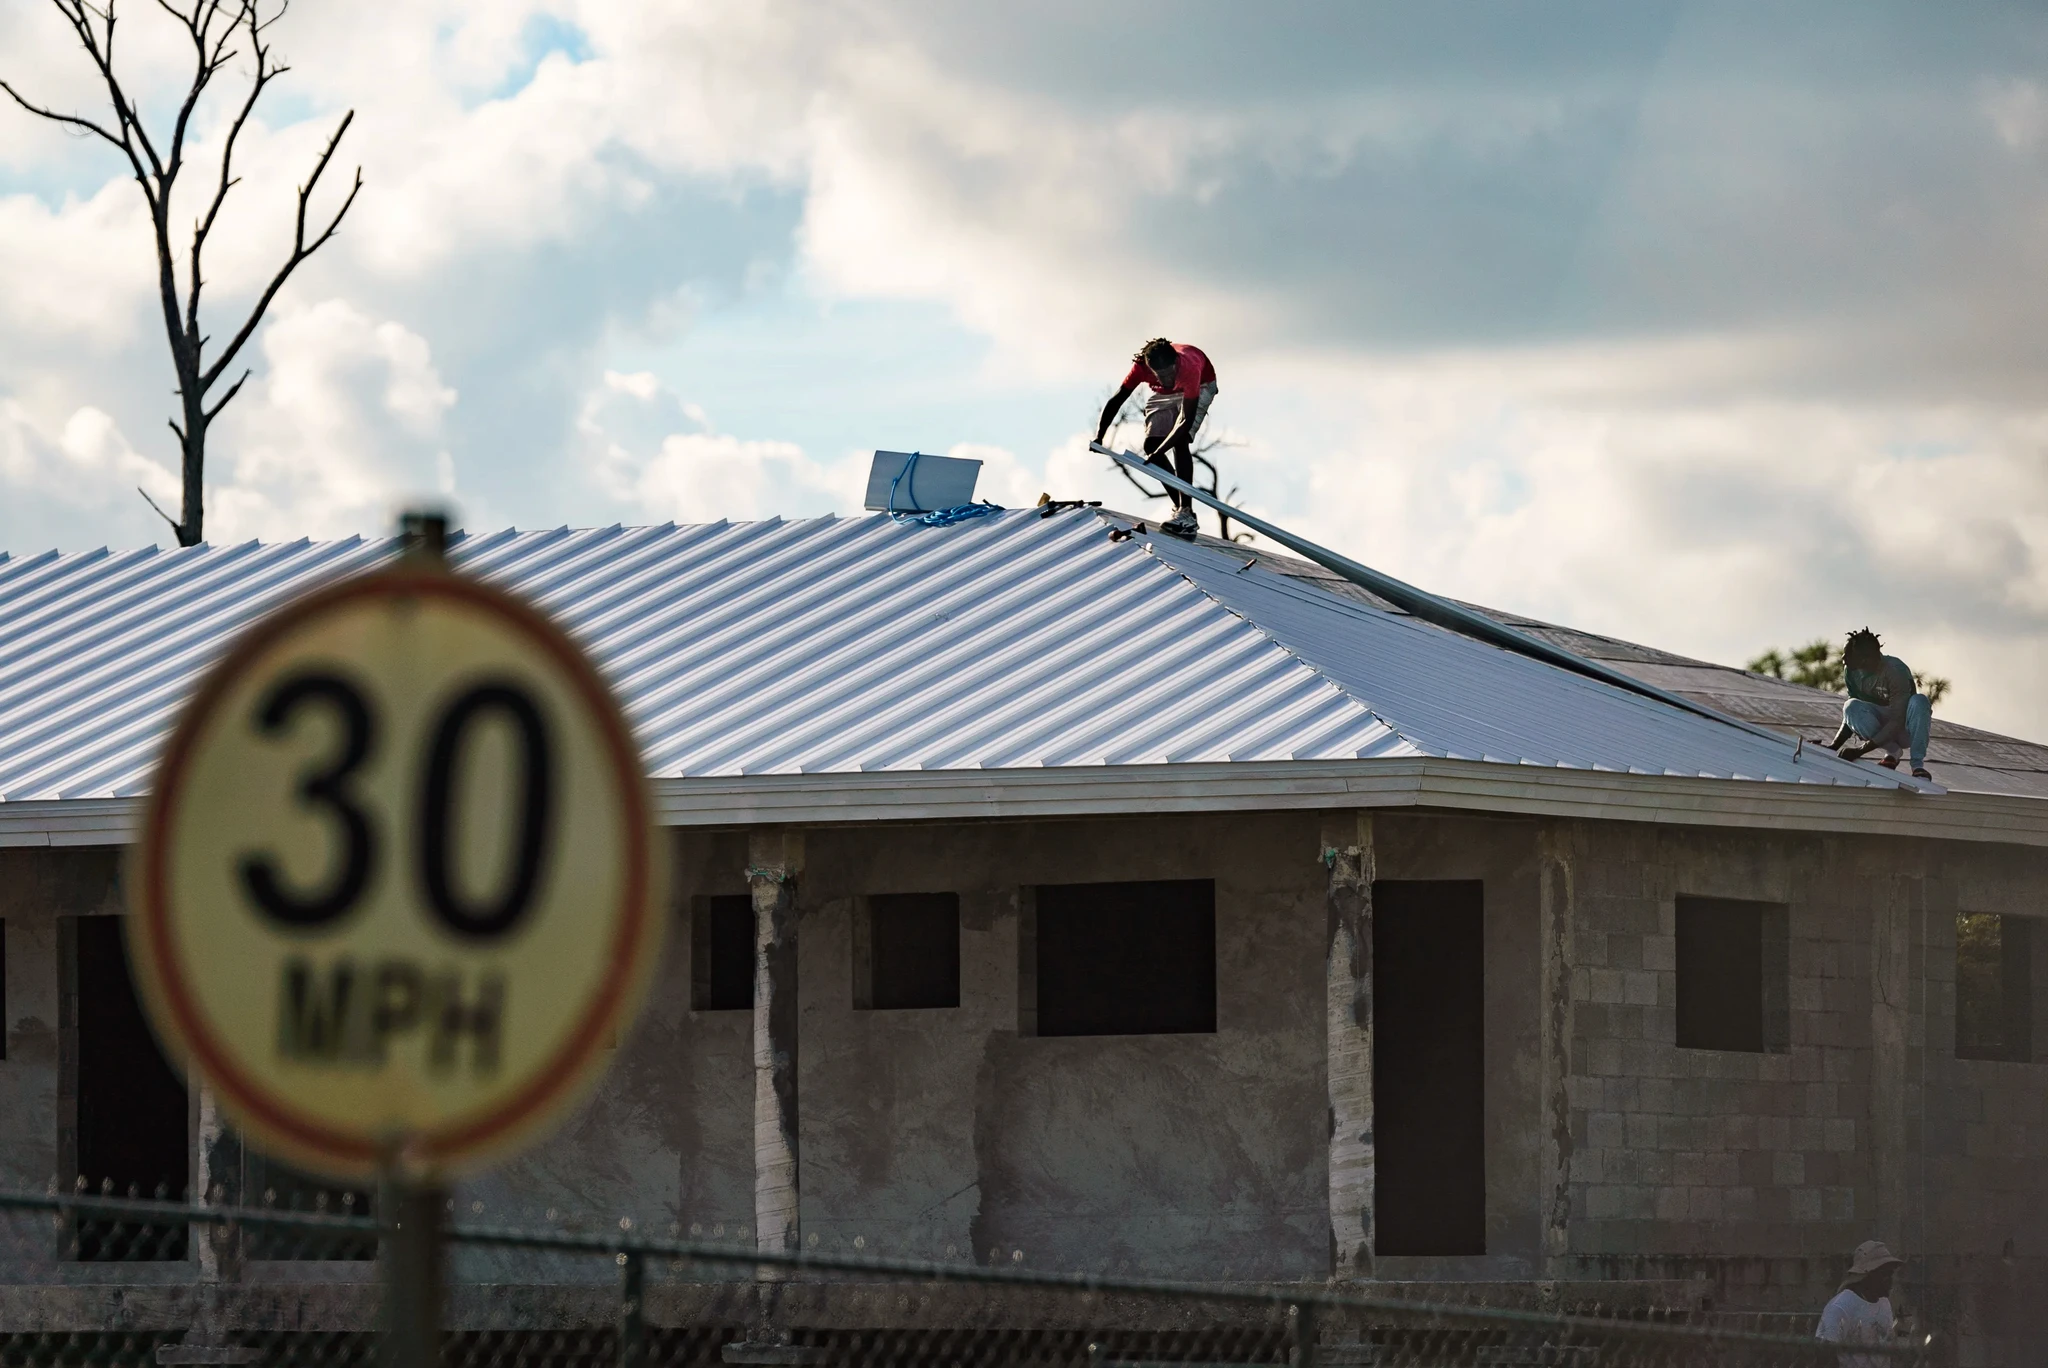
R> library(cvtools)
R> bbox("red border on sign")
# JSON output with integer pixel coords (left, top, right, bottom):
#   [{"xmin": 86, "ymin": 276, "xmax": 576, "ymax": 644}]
[{"xmin": 135, "ymin": 565, "xmax": 654, "ymax": 1171}]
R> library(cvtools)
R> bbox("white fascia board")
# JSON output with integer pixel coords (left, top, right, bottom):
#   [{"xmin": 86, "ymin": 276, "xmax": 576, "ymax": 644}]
[
  {"xmin": 640, "ymin": 759, "xmax": 2047, "ymax": 846},
  {"xmin": 0, "ymin": 797, "xmax": 138, "ymax": 847},
  {"xmin": 5, "ymin": 760, "xmax": 2044, "ymax": 849}
]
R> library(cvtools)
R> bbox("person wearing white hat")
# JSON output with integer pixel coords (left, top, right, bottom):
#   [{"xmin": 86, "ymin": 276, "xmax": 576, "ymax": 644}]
[{"xmin": 1816, "ymin": 1240, "xmax": 1905, "ymax": 1367}]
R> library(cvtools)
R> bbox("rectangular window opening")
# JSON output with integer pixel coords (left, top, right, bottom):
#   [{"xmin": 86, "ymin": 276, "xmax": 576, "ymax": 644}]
[
  {"xmin": 74, "ymin": 915, "xmax": 188, "ymax": 1260},
  {"xmin": 856, "ymin": 893, "xmax": 960, "ymax": 1011},
  {"xmin": 692, "ymin": 895, "xmax": 754, "ymax": 1012},
  {"xmin": 1033, "ymin": 880, "xmax": 1215, "ymax": 1037},
  {"xmin": 1675, "ymin": 896, "xmax": 1789, "ymax": 1054},
  {"xmin": 1373, "ymin": 879, "xmax": 1486, "ymax": 1256},
  {"xmin": 1957, "ymin": 912, "xmax": 2033, "ymax": 1063}
]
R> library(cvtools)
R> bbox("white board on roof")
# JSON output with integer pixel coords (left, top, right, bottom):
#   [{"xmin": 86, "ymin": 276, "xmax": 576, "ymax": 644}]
[{"xmin": 863, "ymin": 450, "xmax": 981, "ymax": 512}]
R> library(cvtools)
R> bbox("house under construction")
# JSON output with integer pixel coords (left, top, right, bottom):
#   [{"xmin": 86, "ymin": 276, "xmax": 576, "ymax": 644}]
[{"xmin": 0, "ymin": 501, "xmax": 2043, "ymax": 1361}]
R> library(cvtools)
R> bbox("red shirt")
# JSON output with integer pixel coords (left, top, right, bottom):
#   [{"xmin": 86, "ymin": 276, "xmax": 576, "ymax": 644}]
[{"xmin": 1122, "ymin": 344, "xmax": 1217, "ymax": 404}]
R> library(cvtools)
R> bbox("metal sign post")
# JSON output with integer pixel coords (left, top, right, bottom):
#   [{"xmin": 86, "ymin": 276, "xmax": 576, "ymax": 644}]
[
  {"xmin": 380, "ymin": 1161, "xmax": 446, "ymax": 1368},
  {"xmin": 127, "ymin": 509, "xmax": 665, "ymax": 1367}
]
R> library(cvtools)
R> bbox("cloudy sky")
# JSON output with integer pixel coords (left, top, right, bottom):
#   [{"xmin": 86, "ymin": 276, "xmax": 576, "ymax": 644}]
[{"xmin": 4, "ymin": 2, "xmax": 2048, "ymax": 735}]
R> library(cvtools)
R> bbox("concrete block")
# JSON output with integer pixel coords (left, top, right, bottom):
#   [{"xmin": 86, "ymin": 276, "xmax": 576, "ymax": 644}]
[
  {"xmin": 1606, "ymin": 933, "xmax": 1643, "ymax": 970},
  {"xmin": 1823, "ymin": 1119, "xmax": 1856, "ymax": 1153},
  {"xmin": 1655, "ymin": 1186, "xmax": 1689, "ymax": 1221},
  {"xmin": 1658, "ymin": 1116, "xmax": 1695, "ymax": 1150},
  {"xmin": 1589, "ymin": 969, "xmax": 1626, "ymax": 1005},
  {"xmin": 1587, "ymin": 1112, "xmax": 1625, "ymax": 1150},
  {"xmin": 1622, "ymin": 971, "xmax": 1659, "ymax": 1006},
  {"xmin": 1641, "ymin": 934, "xmax": 1675, "ymax": 972},
  {"xmin": 1624, "ymin": 1114, "xmax": 1658, "ymax": 1151},
  {"xmin": 1773, "ymin": 1151, "xmax": 1805, "ymax": 1187},
  {"xmin": 1790, "ymin": 1188, "xmax": 1823, "ymax": 1222},
  {"xmin": 1620, "ymin": 1038, "xmax": 1666, "ymax": 1077}
]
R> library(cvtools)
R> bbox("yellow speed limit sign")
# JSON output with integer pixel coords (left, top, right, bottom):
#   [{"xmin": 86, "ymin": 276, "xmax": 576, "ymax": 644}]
[{"xmin": 128, "ymin": 555, "xmax": 663, "ymax": 1181}]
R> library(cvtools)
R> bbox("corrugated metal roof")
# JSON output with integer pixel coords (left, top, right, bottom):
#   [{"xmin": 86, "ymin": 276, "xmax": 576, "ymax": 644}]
[{"xmin": 0, "ymin": 509, "xmax": 1949, "ymax": 804}]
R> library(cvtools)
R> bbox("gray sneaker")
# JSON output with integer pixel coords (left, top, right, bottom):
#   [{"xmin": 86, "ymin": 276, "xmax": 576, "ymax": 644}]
[{"xmin": 1161, "ymin": 507, "xmax": 1198, "ymax": 538}]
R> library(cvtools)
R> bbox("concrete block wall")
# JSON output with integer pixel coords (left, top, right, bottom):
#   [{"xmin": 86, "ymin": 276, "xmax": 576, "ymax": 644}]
[
  {"xmin": 454, "ymin": 813, "xmax": 1334, "ymax": 1281},
  {"xmin": 1558, "ymin": 825, "xmax": 1872, "ymax": 1272},
  {"xmin": 1, "ymin": 809, "xmax": 2044, "ymax": 1353},
  {"xmin": 1550, "ymin": 822, "xmax": 2048, "ymax": 1356}
]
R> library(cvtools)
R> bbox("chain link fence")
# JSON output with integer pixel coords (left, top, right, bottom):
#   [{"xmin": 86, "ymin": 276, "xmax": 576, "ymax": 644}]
[{"xmin": 0, "ymin": 1190, "xmax": 1929, "ymax": 1368}]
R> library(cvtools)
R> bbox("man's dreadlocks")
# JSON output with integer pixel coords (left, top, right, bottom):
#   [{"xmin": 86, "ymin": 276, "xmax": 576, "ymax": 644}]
[
  {"xmin": 1136, "ymin": 337, "xmax": 1175, "ymax": 368},
  {"xmin": 1844, "ymin": 627, "xmax": 1884, "ymax": 665}
]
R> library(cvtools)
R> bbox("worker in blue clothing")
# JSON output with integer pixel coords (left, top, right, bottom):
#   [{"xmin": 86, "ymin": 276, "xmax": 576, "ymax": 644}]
[{"xmin": 1823, "ymin": 628, "xmax": 1934, "ymax": 780}]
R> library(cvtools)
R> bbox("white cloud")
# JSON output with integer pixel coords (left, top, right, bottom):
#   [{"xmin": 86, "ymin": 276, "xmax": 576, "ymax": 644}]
[
  {"xmin": 210, "ymin": 299, "xmax": 456, "ymax": 541},
  {"xmin": 1982, "ymin": 78, "xmax": 2047, "ymax": 151},
  {"xmin": 580, "ymin": 370, "xmax": 854, "ymax": 524},
  {"xmin": 0, "ymin": 184, "xmax": 153, "ymax": 346}
]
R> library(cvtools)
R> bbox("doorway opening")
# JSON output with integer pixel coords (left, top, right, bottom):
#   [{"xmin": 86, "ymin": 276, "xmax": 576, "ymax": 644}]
[
  {"xmin": 74, "ymin": 915, "xmax": 188, "ymax": 1260},
  {"xmin": 1372, "ymin": 879, "xmax": 1485, "ymax": 1256}
]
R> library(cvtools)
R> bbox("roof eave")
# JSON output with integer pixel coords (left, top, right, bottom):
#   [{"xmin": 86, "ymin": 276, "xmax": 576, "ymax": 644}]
[{"xmin": 5, "ymin": 758, "xmax": 2042, "ymax": 850}]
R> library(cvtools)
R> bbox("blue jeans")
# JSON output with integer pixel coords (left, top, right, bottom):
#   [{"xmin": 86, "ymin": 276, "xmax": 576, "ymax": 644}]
[{"xmin": 1843, "ymin": 695, "xmax": 1931, "ymax": 767}]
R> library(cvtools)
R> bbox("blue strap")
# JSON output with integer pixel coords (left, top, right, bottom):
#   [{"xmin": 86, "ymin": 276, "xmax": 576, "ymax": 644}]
[{"xmin": 886, "ymin": 451, "xmax": 1002, "ymax": 527}]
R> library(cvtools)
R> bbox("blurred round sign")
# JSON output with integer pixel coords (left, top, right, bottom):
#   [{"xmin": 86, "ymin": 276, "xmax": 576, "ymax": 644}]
[{"xmin": 128, "ymin": 558, "xmax": 662, "ymax": 1181}]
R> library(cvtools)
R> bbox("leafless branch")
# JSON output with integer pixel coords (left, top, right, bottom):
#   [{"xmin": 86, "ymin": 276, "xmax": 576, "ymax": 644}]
[
  {"xmin": 187, "ymin": 3, "xmax": 278, "ymax": 339},
  {"xmin": 202, "ymin": 109, "xmax": 359, "ymax": 389},
  {"xmin": 0, "ymin": 80, "xmax": 126, "ymax": 150},
  {"xmin": 203, "ymin": 368, "xmax": 250, "ymax": 423},
  {"xmin": 138, "ymin": 485, "xmax": 181, "ymax": 533}
]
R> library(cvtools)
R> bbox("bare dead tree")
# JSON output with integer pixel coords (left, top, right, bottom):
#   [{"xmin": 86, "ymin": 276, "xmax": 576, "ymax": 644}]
[
  {"xmin": 2, "ymin": 0, "xmax": 361, "ymax": 546},
  {"xmin": 1102, "ymin": 391, "xmax": 1255, "ymax": 543}
]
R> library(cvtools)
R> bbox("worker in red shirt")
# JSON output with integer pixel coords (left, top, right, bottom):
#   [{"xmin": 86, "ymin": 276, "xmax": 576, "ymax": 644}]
[{"xmin": 1095, "ymin": 337, "xmax": 1218, "ymax": 538}]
